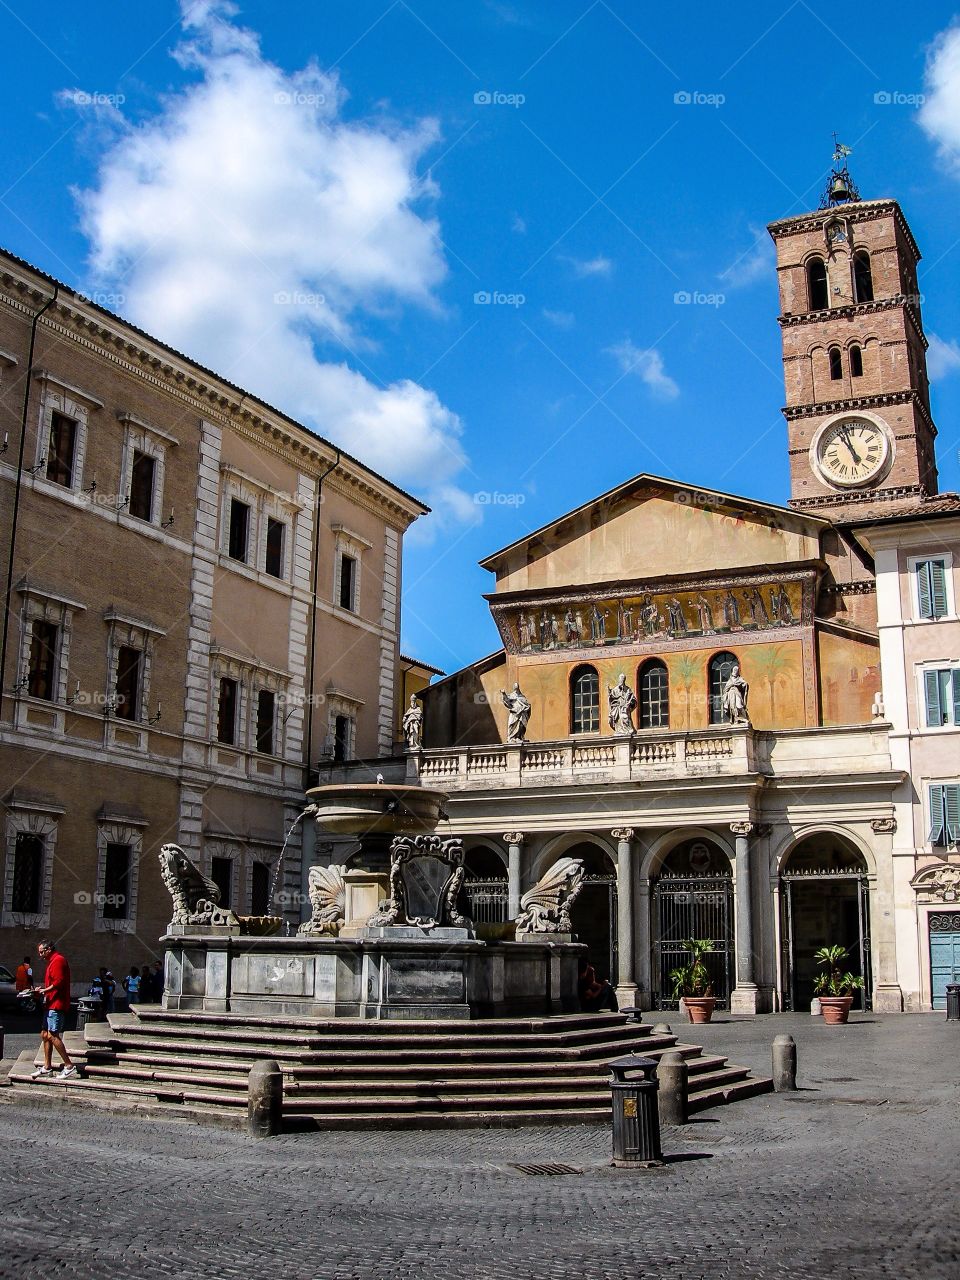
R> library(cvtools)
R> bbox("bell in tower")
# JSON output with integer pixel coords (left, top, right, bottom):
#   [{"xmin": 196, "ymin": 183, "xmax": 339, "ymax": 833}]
[{"xmin": 820, "ymin": 138, "xmax": 860, "ymax": 208}]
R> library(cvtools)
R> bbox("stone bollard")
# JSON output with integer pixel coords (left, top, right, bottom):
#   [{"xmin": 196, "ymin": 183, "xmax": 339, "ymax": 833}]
[
  {"xmin": 248, "ymin": 1059, "xmax": 283, "ymax": 1138},
  {"xmin": 772, "ymin": 1034, "xmax": 797, "ymax": 1092},
  {"xmin": 652, "ymin": 1023, "xmax": 672, "ymax": 1036},
  {"xmin": 657, "ymin": 1050, "xmax": 688, "ymax": 1126}
]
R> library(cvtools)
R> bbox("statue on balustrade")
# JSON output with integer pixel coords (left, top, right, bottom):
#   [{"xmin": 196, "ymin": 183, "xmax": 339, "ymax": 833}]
[
  {"xmin": 607, "ymin": 673, "xmax": 637, "ymax": 734},
  {"xmin": 722, "ymin": 663, "xmax": 751, "ymax": 725},
  {"xmin": 402, "ymin": 695, "xmax": 423, "ymax": 750},
  {"xmin": 501, "ymin": 683, "xmax": 532, "ymax": 742}
]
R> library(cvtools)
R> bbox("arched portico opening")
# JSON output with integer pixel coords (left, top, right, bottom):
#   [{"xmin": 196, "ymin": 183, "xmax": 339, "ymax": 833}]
[
  {"xmin": 779, "ymin": 832, "xmax": 871, "ymax": 1012},
  {"xmin": 650, "ymin": 835, "xmax": 734, "ymax": 1009},
  {"xmin": 462, "ymin": 842, "xmax": 508, "ymax": 925},
  {"xmin": 535, "ymin": 841, "xmax": 618, "ymax": 983}
]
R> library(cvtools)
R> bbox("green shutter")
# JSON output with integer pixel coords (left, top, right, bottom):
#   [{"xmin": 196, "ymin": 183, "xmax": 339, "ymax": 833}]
[
  {"xmin": 929, "ymin": 784, "xmax": 947, "ymax": 845},
  {"xmin": 917, "ymin": 561, "xmax": 933, "ymax": 618},
  {"xmin": 925, "ymin": 669, "xmax": 943, "ymax": 727},
  {"xmin": 953, "ymin": 671, "xmax": 960, "ymax": 728},
  {"xmin": 946, "ymin": 785, "xmax": 960, "ymax": 844},
  {"xmin": 931, "ymin": 559, "xmax": 949, "ymax": 619}
]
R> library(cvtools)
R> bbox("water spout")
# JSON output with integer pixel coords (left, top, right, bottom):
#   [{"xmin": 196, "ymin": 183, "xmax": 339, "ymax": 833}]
[{"xmin": 269, "ymin": 804, "xmax": 318, "ymax": 910}]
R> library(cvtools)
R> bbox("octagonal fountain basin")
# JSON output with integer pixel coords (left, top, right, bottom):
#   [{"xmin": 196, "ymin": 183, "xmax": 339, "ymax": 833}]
[{"xmin": 305, "ymin": 782, "xmax": 448, "ymax": 835}]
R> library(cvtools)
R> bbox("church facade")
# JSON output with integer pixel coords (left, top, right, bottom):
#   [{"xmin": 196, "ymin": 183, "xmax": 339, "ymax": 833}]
[{"xmin": 367, "ymin": 170, "xmax": 959, "ymax": 1016}]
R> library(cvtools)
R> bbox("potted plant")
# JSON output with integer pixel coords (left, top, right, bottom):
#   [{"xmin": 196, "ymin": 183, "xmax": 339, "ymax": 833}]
[
  {"xmin": 670, "ymin": 938, "xmax": 716, "ymax": 1023},
  {"xmin": 812, "ymin": 945, "xmax": 864, "ymax": 1025}
]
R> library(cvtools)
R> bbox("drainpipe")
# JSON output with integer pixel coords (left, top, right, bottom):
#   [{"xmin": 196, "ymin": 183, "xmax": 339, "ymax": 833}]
[
  {"xmin": 303, "ymin": 447, "xmax": 341, "ymax": 788},
  {"xmin": 1, "ymin": 286, "xmax": 59, "ymax": 717}
]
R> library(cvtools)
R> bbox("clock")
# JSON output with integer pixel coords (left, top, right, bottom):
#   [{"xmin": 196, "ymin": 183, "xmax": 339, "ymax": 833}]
[{"xmin": 812, "ymin": 414, "xmax": 892, "ymax": 489}]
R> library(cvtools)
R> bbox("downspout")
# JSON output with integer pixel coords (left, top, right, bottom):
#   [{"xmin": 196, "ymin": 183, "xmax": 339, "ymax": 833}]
[
  {"xmin": 303, "ymin": 447, "xmax": 341, "ymax": 787},
  {"xmin": 1, "ymin": 286, "xmax": 59, "ymax": 717}
]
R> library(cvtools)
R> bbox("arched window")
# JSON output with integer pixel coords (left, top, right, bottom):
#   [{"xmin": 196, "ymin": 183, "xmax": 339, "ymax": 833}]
[
  {"xmin": 708, "ymin": 651, "xmax": 739, "ymax": 724},
  {"xmin": 806, "ymin": 256, "xmax": 828, "ymax": 310},
  {"xmin": 638, "ymin": 659, "xmax": 669, "ymax": 729},
  {"xmin": 854, "ymin": 251, "xmax": 874, "ymax": 303},
  {"xmin": 849, "ymin": 344, "xmax": 863, "ymax": 378},
  {"xmin": 828, "ymin": 346, "xmax": 843, "ymax": 380},
  {"xmin": 570, "ymin": 665, "xmax": 600, "ymax": 734}
]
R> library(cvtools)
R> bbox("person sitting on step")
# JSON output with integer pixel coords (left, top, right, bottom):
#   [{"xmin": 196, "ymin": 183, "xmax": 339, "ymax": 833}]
[{"xmin": 577, "ymin": 955, "xmax": 619, "ymax": 1013}]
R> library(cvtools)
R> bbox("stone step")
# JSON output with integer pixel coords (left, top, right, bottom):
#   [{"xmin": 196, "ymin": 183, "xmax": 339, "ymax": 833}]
[{"xmin": 132, "ymin": 1009, "xmax": 629, "ymax": 1036}]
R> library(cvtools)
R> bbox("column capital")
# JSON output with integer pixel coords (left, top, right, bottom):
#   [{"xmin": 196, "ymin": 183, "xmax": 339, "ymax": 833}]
[
  {"xmin": 611, "ymin": 827, "xmax": 636, "ymax": 843},
  {"xmin": 729, "ymin": 821, "xmax": 754, "ymax": 837},
  {"xmin": 502, "ymin": 831, "xmax": 525, "ymax": 846}
]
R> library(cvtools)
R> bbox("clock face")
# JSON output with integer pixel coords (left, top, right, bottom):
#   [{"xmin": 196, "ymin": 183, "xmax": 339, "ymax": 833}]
[{"xmin": 815, "ymin": 416, "xmax": 890, "ymax": 488}]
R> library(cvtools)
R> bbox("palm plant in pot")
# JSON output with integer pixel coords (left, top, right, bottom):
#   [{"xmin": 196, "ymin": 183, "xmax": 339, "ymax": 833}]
[
  {"xmin": 670, "ymin": 938, "xmax": 716, "ymax": 1023},
  {"xmin": 812, "ymin": 945, "xmax": 864, "ymax": 1024}
]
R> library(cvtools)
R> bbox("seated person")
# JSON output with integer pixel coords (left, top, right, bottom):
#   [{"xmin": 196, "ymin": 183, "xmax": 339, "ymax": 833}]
[{"xmin": 577, "ymin": 955, "xmax": 619, "ymax": 1012}]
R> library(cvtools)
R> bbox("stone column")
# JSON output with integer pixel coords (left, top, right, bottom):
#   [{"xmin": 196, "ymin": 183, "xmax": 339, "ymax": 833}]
[
  {"xmin": 730, "ymin": 821, "xmax": 759, "ymax": 1015},
  {"xmin": 636, "ymin": 875, "xmax": 652, "ymax": 1011},
  {"xmin": 612, "ymin": 827, "xmax": 638, "ymax": 1008},
  {"xmin": 502, "ymin": 832, "xmax": 524, "ymax": 919}
]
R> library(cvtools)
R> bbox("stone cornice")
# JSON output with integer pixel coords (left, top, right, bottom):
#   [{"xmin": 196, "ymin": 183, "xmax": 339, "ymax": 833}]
[
  {"xmin": 777, "ymin": 296, "xmax": 927, "ymax": 348},
  {"xmin": 789, "ymin": 484, "xmax": 927, "ymax": 512},
  {"xmin": 782, "ymin": 389, "xmax": 936, "ymax": 437},
  {"xmin": 767, "ymin": 200, "xmax": 921, "ymax": 261}
]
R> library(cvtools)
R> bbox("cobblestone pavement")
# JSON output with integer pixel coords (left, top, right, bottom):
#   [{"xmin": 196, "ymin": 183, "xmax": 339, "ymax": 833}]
[{"xmin": 1, "ymin": 1014, "xmax": 958, "ymax": 1280}]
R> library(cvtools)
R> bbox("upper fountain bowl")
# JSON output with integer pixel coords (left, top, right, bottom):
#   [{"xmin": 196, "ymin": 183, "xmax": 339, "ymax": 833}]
[{"xmin": 305, "ymin": 782, "xmax": 448, "ymax": 835}]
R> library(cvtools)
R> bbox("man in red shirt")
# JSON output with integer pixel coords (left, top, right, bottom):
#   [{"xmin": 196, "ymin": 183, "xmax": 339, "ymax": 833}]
[{"xmin": 30, "ymin": 939, "xmax": 78, "ymax": 1080}]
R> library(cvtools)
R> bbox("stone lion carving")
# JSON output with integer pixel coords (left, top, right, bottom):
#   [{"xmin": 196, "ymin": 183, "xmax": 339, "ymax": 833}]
[
  {"xmin": 367, "ymin": 834, "xmax": 472, "ymax": 931},
  {"xmin": 298, "ymin": 864, "xmax": 347, "ymax": 936},
  {"xmin": 515, "ymin": 857, "xmax": 585, "ymax": 936},
  {"xmin": 159, "ymin": 843, "xmax": 239, "ymax": 927}
]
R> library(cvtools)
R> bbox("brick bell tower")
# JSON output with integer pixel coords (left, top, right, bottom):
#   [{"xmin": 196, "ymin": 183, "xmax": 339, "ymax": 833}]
[{"xmin": 768, "ymin": 145, "xmax": 938, "ymax": 520}]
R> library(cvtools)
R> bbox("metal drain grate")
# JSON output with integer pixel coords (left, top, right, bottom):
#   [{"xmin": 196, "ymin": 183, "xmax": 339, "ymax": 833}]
[{"xmin": 509, "ymin": 1162, "xmax": 583, "ymax": 1176}]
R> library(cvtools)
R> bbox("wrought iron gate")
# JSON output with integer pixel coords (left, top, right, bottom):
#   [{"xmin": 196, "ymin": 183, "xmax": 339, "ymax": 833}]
[
  {"xmin": 780, "ymin": 873, "xmax": 872, "ymax": 1011},
  {"xmin": 464, "ymin": 878, "xmax": 508, "ymax": 924},
  {"xmin": 653, "ymin": 874, "xmax": 734, "ymax": 1009}
]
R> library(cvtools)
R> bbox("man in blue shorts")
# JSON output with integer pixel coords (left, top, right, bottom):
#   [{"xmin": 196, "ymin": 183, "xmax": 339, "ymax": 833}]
[{"xmin": 30, "ymin": 939, "xmax": 78, "ymax": 1080}]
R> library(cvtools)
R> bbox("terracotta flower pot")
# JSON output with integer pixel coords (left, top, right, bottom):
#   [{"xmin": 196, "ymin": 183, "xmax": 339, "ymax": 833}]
[
  {"xmin": 682, "ymin": 996, "xmax": 716, "ymax": 1024},
  {"xmin": 819, "ymin": 995, "xmax": 854, "ymax": 1025}
]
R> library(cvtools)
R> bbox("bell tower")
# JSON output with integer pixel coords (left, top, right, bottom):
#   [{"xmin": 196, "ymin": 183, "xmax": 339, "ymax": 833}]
[{"xmin": 768, "ymin": 145, "xmax": 938, "ymax": 519}]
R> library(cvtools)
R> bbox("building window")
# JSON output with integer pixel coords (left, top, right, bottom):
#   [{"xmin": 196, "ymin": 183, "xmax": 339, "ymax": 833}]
[
  {"xmin": 923, "ymin": 668, "xmax": 960, "ymax": 728},
  {"xmin": 114, "ymin": 646, "xmax": 142, "ymax": 721},
  {"xmin": 806, "ymin": 257, "xmax": 828, "ymax": 311},
  {"xmin": 256, "ymin": 688, "xmax": 276, "ymax": 754},
  {"xmin": 217, "ymin": 677, "xmax": 239, "ymax": 745},
  {"xmin": 228, "ymin": 499, "xmax": 250, "ymax": 562},
  {"xmin": 828, "ymin": 346, "xmax": 842, "ymax": 380},
  {"xmin": 338, "ymin": 553, "xmax": 356, "ymax": 611},
  {"xmin": 929, "ymin": 784, "xmax": 960, "ymax": 847},
  {"xmin": 333, "ymin": 713, "xmax": 351, "ymax": 761},
  {"xmin": 571, "ymin": 665, "xmax": 600, "ymax": 734},
  {"xmin": 102, "ymin": 843, "xmax": 131, "ymax": 920},
  {"xmin": 210, "ymin": 856, "xmax": 234, "ymax": 909},
  {"xmin": 27, "ymin": 621, "xmax": 59, "ymax": 700},
  {"xmin": 46, "ymin": 411, "xmax": 78, "ymax": 487},
  {"xmin": 850, "ymin": 344, "xmax": 863, "ymax": 378},
  {"xmin": 265, "ymin": 517, "xmax": 285, "ymax": 579},
  {"xmin": 251, "ymin": 861, "xmax": 271, "ymax": 916},
  {"xmin": 708, "ymin": 651, "xmax": 739, "ymax": 724},
  {"xmin": 915, "ymin": 557, "xmax": 950, "ymax": 620},
  {"xmin": 11, "ymin": 834, "xmax": 43, "ymax": 913},
  {"xmin": 854, "ymin": 250, "xmax": 874, "ymax": 303},
  {"xmin": 128, "ymin": 450, "xmax": 156, "ymax": 521},
  {"xmin": 639, "ymin": 660, "xmax": 669, "ymax": 729}
]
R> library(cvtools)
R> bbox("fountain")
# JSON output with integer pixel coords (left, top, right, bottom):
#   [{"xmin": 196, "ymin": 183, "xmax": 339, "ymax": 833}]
[{"xmin": 160, "ymin": 781, "xmax": 584, "ymax": 1020}]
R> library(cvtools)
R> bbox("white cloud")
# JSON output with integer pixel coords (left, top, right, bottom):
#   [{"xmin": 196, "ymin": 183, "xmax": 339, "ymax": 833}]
[
  {"xmin": 70, "ymin": 0, "xmax": 471, "ymax": 526},
  {"xmin": 542, "ymin": 308, "xmax": 574, "ymax": 328},
  {"xmin": 607, "ymin": 339, "xmax": 679, "ymax": 400},
  {"xmin": 920, "ymin": 23, "xmax": 960, "ymax": 168},
  {"xmin": 927, "ymin": 333, "xmax": 960, "ymax": 380},
  {"xmin": 511, "ymin": 213, "xmax": 527, "ymax": 234},
  {"xmin": 718, "ymin": 225, "xmax": 773, "ymax": 289},
  {"xmin": 561, "ymin": 253, "xmax": 613, "ymax": 278}
]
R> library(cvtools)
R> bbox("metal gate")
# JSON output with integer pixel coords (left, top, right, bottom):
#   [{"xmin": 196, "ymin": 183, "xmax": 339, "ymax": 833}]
[
  {"xmin": 653, "ymin": 874, "xmax": 734, "ymax": 1009},
  {"xmin": 780, "ymin": 873, "xmax": 872, "ymax": 1011},
  {"xmin": 464, "ymin": 878, "xmax": 509, "ymax": 924},
  {"xmin": 929, "ymin": 911, "xmax": 960, "ymax": 1009}
]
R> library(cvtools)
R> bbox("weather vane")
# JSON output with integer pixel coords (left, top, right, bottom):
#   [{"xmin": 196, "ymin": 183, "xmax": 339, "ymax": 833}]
[{"xmin": 819, "ymin": 134, "xmax": 861, "ymax": 208}]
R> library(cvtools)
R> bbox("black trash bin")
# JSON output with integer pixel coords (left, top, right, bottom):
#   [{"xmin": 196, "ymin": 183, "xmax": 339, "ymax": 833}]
[
  {"xmin": 608, "ymin": 1053, "xmax": 663, "ymax": 1168},
  {"xmin": 946, "ymin": 983, "xmax": 960, "ymax": 1022},
  {"xmin": 75, "ymin": 995, "xmax": 102, "ymax": 1033}
]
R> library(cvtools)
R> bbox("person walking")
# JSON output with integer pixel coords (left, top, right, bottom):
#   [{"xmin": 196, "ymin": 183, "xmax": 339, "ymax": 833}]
[
  {"xmin": 30, "ymin": 939, "xmax": 77, "ymax": 1080},
  {"xmin": 14, "ymin": 955, "xmax": 32, "ymax": 993},
  {"xmin": 123, "ymin": 965, "xmax": 141, "ymax": 1007},
  {"xmin": 99, "ymin": 968, "xmax": 116, "ymax": 1014}
]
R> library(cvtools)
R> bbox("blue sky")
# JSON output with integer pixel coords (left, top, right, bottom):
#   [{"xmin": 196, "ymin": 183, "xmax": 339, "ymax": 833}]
[{"xmin": 2, "ymin": 1, "xmax": 960, "ymax": 673}]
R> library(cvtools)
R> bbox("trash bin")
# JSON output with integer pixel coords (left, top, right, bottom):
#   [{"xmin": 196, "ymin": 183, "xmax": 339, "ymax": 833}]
[
  {"xmin": 608, "ymin": 1053, "xmax": 663, "ymax": 1168},
  {"xmin": 75, "ymin": 995, "xmax": 102, "ymax": 1032},
  {"xmin": 946, "ymin": 983, "xmax": 960, "ymax": 1023}
]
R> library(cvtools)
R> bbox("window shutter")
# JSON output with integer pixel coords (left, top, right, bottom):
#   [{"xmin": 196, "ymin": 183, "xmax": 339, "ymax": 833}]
[
  {"xmin": 946, "ymin": 785, "xmax": 960, "ymax": 844},
  {"xmin": 917, "ymin": 561, "xmax": 933, "ymax": 619},
  {"xmin": 929, "ymin": 784, "xmax": 947, "ymax": 845},
  {"xmin": 924, "ymin": 669, "xmax": 943, "ymax": 728},
  {"xmin": 931, "ymin": 559, "xmax": 948, "ymax": 619},
  {"xmin": 953, "ymin": 671, "xmax": 960, "ymax": 728}
]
